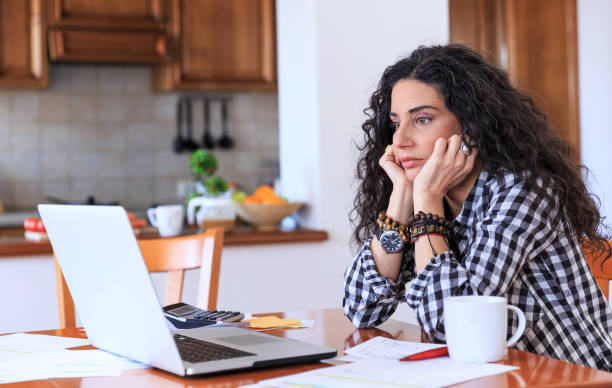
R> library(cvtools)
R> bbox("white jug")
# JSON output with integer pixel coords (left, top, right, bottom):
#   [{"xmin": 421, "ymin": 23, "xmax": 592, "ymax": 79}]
[{"xmin": 186, "ymin": 196, "xmax": 236, "ymax": 229}]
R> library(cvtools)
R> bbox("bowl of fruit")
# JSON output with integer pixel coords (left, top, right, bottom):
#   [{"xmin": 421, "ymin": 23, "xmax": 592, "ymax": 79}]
[{"xmin": 232, "ymin": 185, "xmax": 304, "ymax": 231}]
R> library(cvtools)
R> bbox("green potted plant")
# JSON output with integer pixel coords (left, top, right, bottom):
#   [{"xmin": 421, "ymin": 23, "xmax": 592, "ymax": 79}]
[
  {"xmin": 185, "ymin": 149, "xmax": 236, "ymax": 231},
  {"xmin": 189, "ymin": 149, "xmax": 227, "ymax": 195}
]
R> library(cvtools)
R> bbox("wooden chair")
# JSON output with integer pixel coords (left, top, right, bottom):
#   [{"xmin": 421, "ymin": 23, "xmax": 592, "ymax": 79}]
[
  {"xmin": 583, "ymin": 241, "xmax": 612, "ymax": 300},
  {"xmin": 54, "ymin": 227, "xmax": 224, "ymax": 329}
]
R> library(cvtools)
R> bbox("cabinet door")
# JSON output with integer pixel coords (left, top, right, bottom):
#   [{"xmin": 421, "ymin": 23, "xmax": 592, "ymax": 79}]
[
  {"xmin": 449, "ymin": 0, "xmax": 580, "ymax": 159},
  {"xmin": 154, "ymin": 0, "xmax": 276, "ymax": 91},
  {"xmin": 47, "ymin": 0, "xmax": 165, "ymax": 29},
  {"xmin": 505, "ymin": 0, "xmax": 579, "ymax": 159},
  {"xmin": 47, "ymin": 0, "xmax": 168, "ymax": 63},
  {"xmin": 0, "ymin": 0, "xmax": 47, "ymax": 88}
]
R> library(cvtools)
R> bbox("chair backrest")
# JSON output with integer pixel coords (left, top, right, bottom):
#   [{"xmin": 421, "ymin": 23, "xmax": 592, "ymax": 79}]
[
  {"xmin": 54, "ymin": 227, "xmax": 224, "ymax": 329},
  {"xmin": 583, "ymin": 241, "xmax": 612, "ymax": 300}
]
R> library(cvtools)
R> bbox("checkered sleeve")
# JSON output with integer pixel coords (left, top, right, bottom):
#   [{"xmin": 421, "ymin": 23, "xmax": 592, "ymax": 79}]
[
  {"xmin": 406, "ymin": 173, "xmax": 560, "ymax": 341},
  {"xmin": 343, "ymin": 236, "xmax": 415, "ymax": 328}
]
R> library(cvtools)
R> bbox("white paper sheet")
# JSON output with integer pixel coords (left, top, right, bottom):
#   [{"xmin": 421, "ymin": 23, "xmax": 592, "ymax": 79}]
[
  {"xmin": 0, "ymin": 348, "xmax": 149, "ymax": 384},
  {"xmin": 44, "ymin": 349, "xmax": 150, "ymax": 370},
  {"xmin": 344, "ymin": 336, "xmax": 446, "ymax": 361},
  {"xmin": 0, "ymin": 333, "xmax": 90, "ymax": 353},
  {"xmin": 250, "ymin": 358, "xmax": 519, "ymax": 388}
]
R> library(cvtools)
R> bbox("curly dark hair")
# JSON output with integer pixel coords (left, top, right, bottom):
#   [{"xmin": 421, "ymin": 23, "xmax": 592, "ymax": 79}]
[{"xmin": 350, "ymin": 43, "xmax": 610, "ymax": 260}]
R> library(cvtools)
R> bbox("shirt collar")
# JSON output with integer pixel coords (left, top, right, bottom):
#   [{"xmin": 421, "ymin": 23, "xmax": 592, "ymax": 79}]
[{"xmin": 453, "ymin": 168, "xmax": 490, "ymax": 224}]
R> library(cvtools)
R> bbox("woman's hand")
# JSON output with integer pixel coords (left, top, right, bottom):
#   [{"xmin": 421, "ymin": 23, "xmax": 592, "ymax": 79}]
[
  {"xmin": 378, "ymin": 143, "xmax": 414, "ymax": 225},
  {"xmin": 379, "ymin": 144, "xmax": 412, "ymax": 189},
  {"xmin": 413, "ymin": 135, "xmax": 478, "ymax": 203},
  {"xmin": 372, "ymin": 143, "xmax": 413, "ymax": 280}
]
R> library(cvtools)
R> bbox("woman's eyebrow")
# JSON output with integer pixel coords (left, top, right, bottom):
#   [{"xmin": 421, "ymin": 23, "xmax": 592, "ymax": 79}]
[
  {"xmin": 408, "ymin": 105, "xmax": 438, "ymax": 113},
  {"xmin": 389, "ymin": 105, "xmax": 439, "ymax": 117}
]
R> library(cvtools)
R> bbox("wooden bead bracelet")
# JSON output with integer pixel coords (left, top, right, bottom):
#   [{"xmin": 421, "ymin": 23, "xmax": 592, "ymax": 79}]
[
  {"xmin": 376, "ymin": 211, "xmax": 410, "ymax": 242},
  {"xmin": 409, "ymin": 221, "xmax": 451, "ymax": 243},
  {"xmin": 409, "ymin": 211, "xmax": 452, "ymax": 243}
]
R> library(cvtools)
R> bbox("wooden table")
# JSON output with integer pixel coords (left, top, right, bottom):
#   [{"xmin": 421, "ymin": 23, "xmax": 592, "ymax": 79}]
[{"xmin": 5, "ymin": 309, "xmax": 612, "ymax": 387}]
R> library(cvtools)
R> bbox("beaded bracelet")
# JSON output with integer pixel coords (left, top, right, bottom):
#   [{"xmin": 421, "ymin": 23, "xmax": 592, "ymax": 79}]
[
  {"xmin": 409, "ymin": 220, "xmax": 452, "ymax": 243},
  {"xmin": 408, "ymin": 211, "xmax": 453, "ymax": 255},
  {"xmin": 407, "ymin": 211, "xmax": 452, "ymax": 229},
  {"xmin": 376, "ymin": 211, "xmax": 410, "ymax": 242}
]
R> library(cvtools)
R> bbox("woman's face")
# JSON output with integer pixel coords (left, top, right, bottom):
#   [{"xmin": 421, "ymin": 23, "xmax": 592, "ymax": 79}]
[{"xmin": 390, "ymin": 78, "xmax": 462, "ymax": 181}]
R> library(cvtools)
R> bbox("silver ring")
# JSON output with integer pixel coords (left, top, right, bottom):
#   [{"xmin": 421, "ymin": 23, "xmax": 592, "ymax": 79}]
[{"xmin": 461, "ymin": 143, "xmax": 471, "ymax": 155}]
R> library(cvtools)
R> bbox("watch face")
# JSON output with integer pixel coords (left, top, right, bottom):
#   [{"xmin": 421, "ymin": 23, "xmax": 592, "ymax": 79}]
[{"xmin": 380, "ymin": 230, "xmax": 403, "ymax": 253}]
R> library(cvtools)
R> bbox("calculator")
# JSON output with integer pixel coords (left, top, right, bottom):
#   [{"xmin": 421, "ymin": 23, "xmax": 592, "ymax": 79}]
[{"xmin": 163, "ymin": 302, "xmax": 244, "ymax": 329}]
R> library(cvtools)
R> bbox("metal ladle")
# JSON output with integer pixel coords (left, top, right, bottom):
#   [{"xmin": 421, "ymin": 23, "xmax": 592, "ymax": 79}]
[
  {"xmin": 217, "ymin": 98, "xmax": 234, "ymax": 149},
  {"xmin": 183, "ymin": 97, "xmax": 200, "ymax": 151},
  {"xmin": 172, "ymin": 97, "xmax": 187, "ymax": 153},
  {"xmin": 202, "ymin": 98, "xmax": 215, "ymax": 149}
]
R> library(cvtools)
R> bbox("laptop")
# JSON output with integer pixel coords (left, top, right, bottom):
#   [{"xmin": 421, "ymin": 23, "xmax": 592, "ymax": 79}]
[{"xmin": 38, "ymin": 204, "xmax": 336, "ymax": 376}]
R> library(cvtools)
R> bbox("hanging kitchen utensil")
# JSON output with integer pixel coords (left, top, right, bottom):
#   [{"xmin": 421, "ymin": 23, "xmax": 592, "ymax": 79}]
[
  {"xmin": 173, "ymin": 97, "xmax": 186, "ymax": 153},
  {"xmin": 218, "ymin": 98, "xmax": 234, "ymax": 149},
  {"xmin": 184, "ymin": 97, "xmax": 199, "ymax": 151},
  {"xmin": 201, "ymin": 97, "xmax": 215, "ymax": 149}
]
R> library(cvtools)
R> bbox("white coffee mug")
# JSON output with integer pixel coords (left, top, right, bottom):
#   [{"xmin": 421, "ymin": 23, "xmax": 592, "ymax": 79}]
[
  {"xmin": 147, "ymin": 205, "xmax": 184, "ymax": 237},
  {"xmin": 444, "ymin": 295, "xmax": 526, "ymax": 363}
]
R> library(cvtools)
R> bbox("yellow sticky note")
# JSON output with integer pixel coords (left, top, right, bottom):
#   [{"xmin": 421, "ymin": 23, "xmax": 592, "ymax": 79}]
[{"xmin": 245, "ymin": 316, "xmax": 303, "ymax": 329}]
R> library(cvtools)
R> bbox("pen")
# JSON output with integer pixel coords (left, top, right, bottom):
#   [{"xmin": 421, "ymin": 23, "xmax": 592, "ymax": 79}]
[{"xmin": 399, "ymin": 346, "xmax": 449, "ymax": 361}]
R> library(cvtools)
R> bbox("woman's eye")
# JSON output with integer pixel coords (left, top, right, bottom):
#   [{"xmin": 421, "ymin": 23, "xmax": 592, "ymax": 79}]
[
  {"xmin": 391, "ymin": 122, "xmax": 400, "ymax": 130},
  {"xmin": 415, "ymin": 117, "xmax": 431, "ymax": 125}
]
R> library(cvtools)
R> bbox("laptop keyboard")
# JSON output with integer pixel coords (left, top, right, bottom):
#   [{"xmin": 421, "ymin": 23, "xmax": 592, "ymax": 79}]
[{"xmin": 173, "ymin": 334, "xmax": 256, "ymax": 363}]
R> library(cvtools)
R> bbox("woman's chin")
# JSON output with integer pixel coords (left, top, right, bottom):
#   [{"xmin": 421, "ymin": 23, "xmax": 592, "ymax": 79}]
[{"xmin": 403, "ymin": 168, "xmax": 421, "ymax": 182}]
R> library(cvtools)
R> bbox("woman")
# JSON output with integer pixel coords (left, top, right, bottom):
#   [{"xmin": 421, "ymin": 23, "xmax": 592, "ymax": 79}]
[{"xmin": 343, "ymin": 44, "xmax": 612, "ymax": 371}]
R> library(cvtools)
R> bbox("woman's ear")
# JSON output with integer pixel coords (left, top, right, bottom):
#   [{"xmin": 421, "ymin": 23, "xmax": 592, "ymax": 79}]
[{"xmin": 460, "ymin": 130, "xmax": 475, "ymax": 147}]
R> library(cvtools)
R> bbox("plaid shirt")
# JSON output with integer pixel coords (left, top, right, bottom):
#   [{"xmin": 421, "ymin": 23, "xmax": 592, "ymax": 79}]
[{"xmin": 344, "ymin": 169, "xmax": 612, "ymax": 371}]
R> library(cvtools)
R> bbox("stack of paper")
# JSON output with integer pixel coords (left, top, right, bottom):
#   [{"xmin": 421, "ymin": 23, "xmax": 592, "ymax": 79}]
[
  {"xmin": 243, "ymin": 336, "xmax": 519, "ymax": 388},
  {"xmin": 244, "ymin": 358, "xmax": 518, "ymax": 388},
  {"xmin": 0, "ymin": 333, "xmax": 149, "ymax": 384},
  {"xmin": 342, "ymin": 336, "xmax": 446, "ymax": 361},
  {"xmin": 0, "ymin": 332, "xmax": 90, "ymax": 354}
]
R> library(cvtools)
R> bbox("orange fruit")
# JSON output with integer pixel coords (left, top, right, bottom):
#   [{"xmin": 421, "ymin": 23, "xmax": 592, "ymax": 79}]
[{"xmin": 253, "ymin": 185, "xmax": 275, "ymax": 200}]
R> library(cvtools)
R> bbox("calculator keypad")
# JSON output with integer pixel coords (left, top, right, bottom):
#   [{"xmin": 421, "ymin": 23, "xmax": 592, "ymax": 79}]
[{"xmin": 193, "ymin": 310, "xmax": 244, "ymax": 322}]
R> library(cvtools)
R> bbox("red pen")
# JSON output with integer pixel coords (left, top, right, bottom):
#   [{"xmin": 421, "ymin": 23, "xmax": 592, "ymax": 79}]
[{"xmin": 399, "ymin": 346, "xmax": 449, "ymax": 361}]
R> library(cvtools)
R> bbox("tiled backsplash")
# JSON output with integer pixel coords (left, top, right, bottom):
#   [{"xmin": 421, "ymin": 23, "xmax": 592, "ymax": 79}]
[{"xmin": 0, "ymin": 65, "xmax": 279, "ymax": 211}]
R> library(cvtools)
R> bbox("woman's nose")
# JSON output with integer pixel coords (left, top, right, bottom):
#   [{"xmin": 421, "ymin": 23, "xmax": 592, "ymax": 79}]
[{"xmin": 393, "ymin": 124, "xmax": 414, "ymax": 147}]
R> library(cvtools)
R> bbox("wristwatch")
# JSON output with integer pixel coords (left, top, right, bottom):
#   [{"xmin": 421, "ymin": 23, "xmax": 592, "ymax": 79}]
[{"xmin": 375, "ymin": 225, "xmax": 404, "ymax": 254}]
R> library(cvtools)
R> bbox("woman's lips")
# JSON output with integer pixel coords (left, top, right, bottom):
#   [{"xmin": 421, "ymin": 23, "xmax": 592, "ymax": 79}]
[{"xmin": 400, "ymin": 158, "xmax": 423, "ymax": 169}]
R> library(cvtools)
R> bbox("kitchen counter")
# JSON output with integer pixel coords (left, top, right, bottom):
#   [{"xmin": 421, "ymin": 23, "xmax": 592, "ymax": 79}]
[{"xmin": 0, "ymin": 227, "xmax": 329, "ymax": 257}]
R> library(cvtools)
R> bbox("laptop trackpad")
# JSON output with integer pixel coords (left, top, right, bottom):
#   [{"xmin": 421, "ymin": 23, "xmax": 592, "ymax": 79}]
[{"xmin": 218, "ymin": 334, "xmax": 280, "ymax": 347}]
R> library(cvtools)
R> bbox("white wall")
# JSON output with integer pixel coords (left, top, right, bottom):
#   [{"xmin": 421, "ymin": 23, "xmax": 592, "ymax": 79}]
[
  {"xmin": 278, "ymin": 0, "xmax": 449, "ymax": 238},
  {"xmin": 578, "ymin": 0, "xmax": 612, "ymax": 295},
  {"xmin": 578, "ymin": 0, "xmax": 612, "ymax": 225},
  {"xmin": 0, "ymin": 256, "xmax": 58, "ymax": 332},
  {"xmin": 275, "ymin": 0, "xmax": 448, "ymax": 322}
]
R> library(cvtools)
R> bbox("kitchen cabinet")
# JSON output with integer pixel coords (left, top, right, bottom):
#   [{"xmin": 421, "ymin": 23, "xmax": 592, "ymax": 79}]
[
  {"xmin": 153, "ymin": 0, "xmax": 276, "ymax": 92},
  {"xmin": 0, "ymin": 0, "xmax": 47, "ymax": 88},
  {"xmin": 47, "ymin": 0, "xmax": 169, "ymax": 63},
  {"xmin": 449, "ymin": 0, "xmax": 580, "ymax": 159}
]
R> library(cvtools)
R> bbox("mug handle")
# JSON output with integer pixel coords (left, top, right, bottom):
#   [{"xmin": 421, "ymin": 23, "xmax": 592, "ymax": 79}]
[
  {"xmin": 147, "ymin": 208, "xmax": 158, "ymax": 227},
  {"xmin": 506, "ymin": 305, "xmax": 526, "ymax": 347}
]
